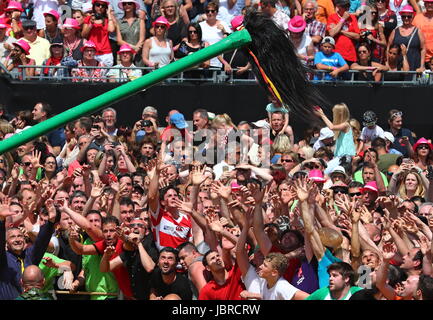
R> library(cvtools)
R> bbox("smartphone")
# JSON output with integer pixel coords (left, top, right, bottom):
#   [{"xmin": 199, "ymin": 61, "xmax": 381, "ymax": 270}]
[{"xmin": 223, "ymin": 166, "xmax": 229, "ymax": 172}]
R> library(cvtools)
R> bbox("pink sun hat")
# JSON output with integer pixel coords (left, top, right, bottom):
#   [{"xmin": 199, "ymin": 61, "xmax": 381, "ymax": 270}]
[
  {"xmin": 43, "ymin": 9, "xmax": 60, "ymax": 21},
  {"xmin": 13, "ymin": 39, "xmax": 31, "ymax": 55},
  {"xmin": 360, "ymin": 181, "xmax": 379, "ymax": 194},
  {"xmin": 152, "ymin": 16, "xmax": 170, "ymax": 29},
  {"xmin": 80, "ymin": 40, "xmax": 97, "ymax": 52},
  {"xmin": 63, "ymin": 18, "xmax": 80, "ymax": 29},
  {"xmin": 117, "ymin": 43, "xmax": 136, "ymax": 54},
  {"xmin": 309, "ymin": 169, "xmax": 326, "ymax": 183},
  {"xmin": 231, "ymin": 15, "xmax": 244, "ymax": 31},
  {"xmin": 5, "ymin": 1, "xmax": 24, "ymax": 12},
  {"xmin": 413, "ymin": 137, "xmax": 433, "ymax": 152},
  {"xmin": 118, "ymin": 0, "xmax": 141, "ymax": 10},
  {"xmin": 400, "ymin": 4, "xmax": 415, "ymax": 13},
  {"xmin": 288, "ymin": 15, "xmax": 307, "ymax": 33}
]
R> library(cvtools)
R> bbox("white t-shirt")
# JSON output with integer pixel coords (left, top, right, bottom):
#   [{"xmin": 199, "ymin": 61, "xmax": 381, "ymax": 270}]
[
  {"xmin": 242, "ymin": 265, "xmax": 299, "ymax": 300},
  {"xmin": 31, "ymin": 0, "xmax": 60, "ymax": 29},
  {"xmin": 199, "ymin": 20, "xmax": 232, "ymax": 68},
  {"xmin": 216, "ymin": 0, "xmax": 244, "ymax": 26},
  {"xmin": 388, "ymin": 0, "xmax": 408, "ymax": 27},
  {"xmin": 213, "ymin": 160, "xmax": 235, "ymax": 180},
  {"xmin": 360, "ymin": 125, "xmax": 385, "ymax": 143}
]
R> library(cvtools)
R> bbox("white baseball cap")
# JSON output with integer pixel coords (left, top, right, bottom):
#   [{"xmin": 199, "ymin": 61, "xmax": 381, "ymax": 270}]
[{"xmin": 383, "ymin": 131, "xmax": 395, "ymax": 143}]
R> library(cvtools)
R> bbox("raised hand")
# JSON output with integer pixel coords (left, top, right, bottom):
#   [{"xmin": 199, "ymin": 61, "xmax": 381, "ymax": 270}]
[
  {"xmin": 104, "ymin": 246, "xmax": 116, "ymax": 258},
  {"xmin": 173, "ymin": 198, "xmax": 193, "ymax": 214},
  {"xmin": 42, "ymin": 257, "xmax": 58, "ymax": 269},
  {"xmin": 293, "ymin": 177, "xmax": 313, "ymax": 202},
  {"xmin": 211, "ymin": 180, "xmax": 231, "ymax": 200},
  {"xmin": 30, "ymin": 150, "xmax": 42, "ymax": 169},
  {"xmin": 191, "ymin": 164, "xmax": 207, "ymax": 186},
  {"xmin": 382, "ymin": 242, "xmax": 397, "ymax": 261}
]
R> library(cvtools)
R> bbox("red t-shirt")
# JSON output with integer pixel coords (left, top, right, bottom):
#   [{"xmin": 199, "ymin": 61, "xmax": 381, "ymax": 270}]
[
  {"xmin": 93, "ymin": 239, "xmax": 134, "ymax": 298},
  {"xmin": 327, "ymin": 14, "xmax": 360, "ymax": 62},
  {"xmin": 198, "ymin": 264, "xmax": 245, "ymax": 300},
  {"xmin": 83, "ymin": 16, "xmax": 112, "ymax": 55},
  {"xmin": 270, "ymin": 245, "xmax": 301, "ymax": 282}
]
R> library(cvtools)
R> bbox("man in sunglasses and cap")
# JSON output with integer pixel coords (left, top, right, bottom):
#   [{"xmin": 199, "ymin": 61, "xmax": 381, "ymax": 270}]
[{"xmin": 21, "ymin": 20, "xmax": 51, "ymax": 65}]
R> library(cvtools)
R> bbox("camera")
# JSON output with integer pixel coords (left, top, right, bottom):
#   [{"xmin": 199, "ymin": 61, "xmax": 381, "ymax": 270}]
[
  {"xmin": 94, "ymin": 12, "xmax": 104, "ymax": 20},
  {"xmin": 360, "ymin": 30, "xmax": 372, "ymax": 38},
  {"xmin": 142, "ymin": 120, "xmax": 152, "ymax": 127},
  {"xmin": 427, "ymin": 165, "xmax": 433, "ymax": 180}
]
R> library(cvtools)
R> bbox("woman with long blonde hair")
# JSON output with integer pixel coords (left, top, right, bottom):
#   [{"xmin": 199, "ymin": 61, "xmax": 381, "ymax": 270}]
[
  {"xmin": 397, "ymin": 169, "xmax": 427, "ymax": 199},
  {"xmin": 314, "ymin": 103, "xmax": 356, "ymax": 172}
]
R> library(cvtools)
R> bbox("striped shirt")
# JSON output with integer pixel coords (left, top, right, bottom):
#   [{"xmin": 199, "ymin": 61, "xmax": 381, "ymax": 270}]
[{"xmin": 150, "ymin": 203, "xmax": 193, "ymax": 251}]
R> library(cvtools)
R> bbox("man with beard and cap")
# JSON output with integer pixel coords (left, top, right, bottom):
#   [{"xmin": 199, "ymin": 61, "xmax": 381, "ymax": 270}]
[
  {"xmin": 102, "ymin": 217, "xmax": 159, "ymax": 300},
  {"xmin": 69, "ymin": 216, "xmax": 134, "ymax": 299},
  {"xmin": 0, "ymin": 199, "xmax": 56, "ymax": 300},
  {"xmin": 149, "ymin": 247, "xmax": 193, "ymax": 300}
]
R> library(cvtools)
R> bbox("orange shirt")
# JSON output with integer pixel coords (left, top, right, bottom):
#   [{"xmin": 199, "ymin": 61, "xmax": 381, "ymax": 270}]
[
  {"xmin": 303, "ymin": 0, "xmax": 335, "ymax": 24},
  {"xmin": 413, "ymin": 13, "xmax": 433, "ymax": 61}
]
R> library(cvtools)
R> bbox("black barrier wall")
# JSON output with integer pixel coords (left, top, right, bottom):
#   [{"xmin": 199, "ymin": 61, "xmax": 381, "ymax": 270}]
[{"xmin": 1, "ymin": 77, "xmax": 432, "ymax": 140}]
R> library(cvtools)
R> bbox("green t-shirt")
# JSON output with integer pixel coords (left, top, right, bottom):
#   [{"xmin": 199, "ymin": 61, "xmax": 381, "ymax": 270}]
[
  {"xmin": 39, "ymin": 253, "xmax": 66, "ymax": 295},
  {"xmin": 353, "ymin": 170, "xmax": 389, "ymax": 188},
  {"xmin": 306, "ymin": 286, "xmax": 363, "ymax": 300},
  {"xmin": 82, "ymin": 238, "xmax": 119, "ymax": 300}
]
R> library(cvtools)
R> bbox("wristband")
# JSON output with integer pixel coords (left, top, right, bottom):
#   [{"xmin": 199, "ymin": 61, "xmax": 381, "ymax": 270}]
[{"xmin": 339, "ymin": 18, "xmax": 346, "ymax": 23}]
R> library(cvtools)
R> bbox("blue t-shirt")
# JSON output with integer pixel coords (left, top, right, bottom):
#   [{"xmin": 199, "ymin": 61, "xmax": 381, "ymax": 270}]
[
  {"xmin": 314, "ymin": 51, "xmax": 347, "ymax": 81},
  {"xmin": 349, "ymin": 0, "xmax": 361, "ymax": 13},
  {"xmin": 318, "ymin": 249, "xmax": 341, "ymax": 289}
]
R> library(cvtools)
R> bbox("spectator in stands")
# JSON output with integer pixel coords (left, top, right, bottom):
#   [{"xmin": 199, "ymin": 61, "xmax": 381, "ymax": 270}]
[
  {"xmin": 377, "ymin": 0, "xmax": 397, "ymax": 40},
  {"xmin": 351, "ymin": 43, "xmax": 388, "ymax": 81},
  {"xmin": 82, "ymin": 0, "xmax": 116, "ymax": 67},
  {"xmin": 372, "ymin": 137, "xmax": 402, "ymax": 173},
  {"xmin": 4, "ymin": 1, "xmax": 24, "ymax": 39},
  {"xmin": 302, "ymin": 0, "xmax": 334, "ymax": 24},
  {"xmin": 288, "ymin": 16, "xmax": 315, "ymax": 65},
  {"xmin": 327, "ymin": 0, "xmax": 360, "ymax": 67},
  {"xmin": 314, "ymin": 36, "xmax": 349, "ymax": 81},
  {"xmin": 73, "ymin": 9, "xmax": 86, "ymax": 28},
  {"xmin": 384, "ymin": 44, "xmax": 410, "ymax": 81},
  {"xmin": 102, "ymin": 108, "xmax": 118, "ymax": 136},
  {"xmin": 63, "ymin": 18, "xmax": 85, "ymax": 63},
  {"xmin": 199, "ymin": 2, "xmax": 232, "ymax": 73},
  {"xmin": 71, "ymin": 41, "xmax": 107, "ymax": 82},
  {"xmin": 22, "ymin": 20, "xmax": 51, "ymax": 66},
  {"xmin": 116, "ymin": 0, "xmax": 145, "ymax": 65},
  {"xmin": 412, "ymin": 137, "xmax": 433, "ymax": 175},
  {"xmin": 302, "ymin": 0, "xmax": 326, "ymax": 48},
  {"xmin": 0, "ymin": 18, "xmax": 15, "ymax": 65},
  {"xmin": 175, "ymin": 23, "xmax": 210, "ymax": 78},
  {"xmin": 161, "ymin": 0, "xmax": 188, "ymax": 51},
  {"xmin": 40, "ymin": 42, "xmax": 66, "ymax": 80},
  {"xmin": 387, "ymin": 109, "xmax": 415, "ymax": 157},
  {"xmin": 142, "ymin": 16, "xmax": 174, "ymax": 70},
  {"xmin": 107, "ymin": 44, "xmax": 142, "ymax": 82},
  {"xmin": 358, "ymin": 4, "xmax": 387, "ymax": 63},
  {"xmin": 260, "ymin": 0, "xmax": 291, "ymax": 31},
  {"xmin": 356, "ymin": 110, "xmax": 385, "ymax": 153},
  {"xmin": 39, "ymin": 10, "xmax": 63, "ymax": 44},
  {"xmin": 389, "ymin": 168, "xmax": 428, "ymax": 199},
  {"xmin": 412, "ymin": 0, "xmax": 433, "ymax": 69},
  {"xmin": 388, "ymin": 5, "xmax": 426, "ymax": 72},
  {"xmin": 4, "ymin": 39, "xmax": 36, "ymax": 80}
]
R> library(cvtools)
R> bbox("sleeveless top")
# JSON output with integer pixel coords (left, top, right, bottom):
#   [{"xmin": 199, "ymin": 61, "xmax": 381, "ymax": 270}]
[
  {"xmin": 43, "ymin": 27, "xmax": 64, "ymax": 44},
  {"xmin": 175, "ymin": 40, "xmax": 205, "ymax": 59},
  {"xmin": 335, "ymin": 127, "xmax": 356, "ymax": 157},
  {"xmin": 393, "ymin": 27, "xmax": 421, "ymax": 70},
  {"xmin": 149, "ymin": 37, "xmax": 172, "ymax": 67}
]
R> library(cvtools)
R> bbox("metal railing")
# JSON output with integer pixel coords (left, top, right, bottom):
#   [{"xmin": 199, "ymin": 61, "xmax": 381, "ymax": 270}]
[{"xmin": 1, "ymin": 62, "xmax": 432, "ymax": 85}]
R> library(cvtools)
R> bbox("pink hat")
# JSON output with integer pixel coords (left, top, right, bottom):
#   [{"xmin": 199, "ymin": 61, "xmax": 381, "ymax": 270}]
[
  {"xmin": 309, "ymin": 169, "xmax": 326, "ymax": 183},
  {"xmin": 117, "ymin": 43, "xmax": 136, "ymax": 54},
  {"xmin": 0, "ymin": 18, "xmax": 8, "ymax": 28},
  {"xmin": 13, "ymin": 39, "xmax": 31, "ymax": 55},
  {"xmin": 288, "ymin": 15, "xmax": 306, "ymax": 33},
  {"xmin": 92, "ymin": 0, "xmax": 110, "ymax": 5},
  {"xmin": 360, "ymin": 181, "xmax": 378, "ymax": 194},
  {"xmin": 80, "ymin": 40, "xmax": 97, "ymax": 52},
  {"xmin": 231, "ymin": 182, "xmax": 241, "ymax": 191},
  {"xmin": 152, "ymin": 16, "xmax": 170, "ymax": 29},
  {"xmin": 231, "ymin": 15, "xmax": 244, "ymax": 31},
  {"xmin": 400, "ymin": 4, "xmax": 415, "ymax": 13},
  {"xmin": 413, "ymin": 137, "xmax": 433, "ymax": 152},
  {"xmin": 5, "ymin": 1, "xmax": 24, "ymax": 12},
  {"xmin": 43, "ymin": 9, "xmax": 60, "ymax": 21},
  {"xmin": 118, "ymin": 0, "xmax": 141, "ymax": 10},
  {"xmin": 63, "ymin": 18, "xmax": 80, "ymax": 29},
  {"xmin": 330, "ymin": 181, "xmax": 348, "ymax": 189}
]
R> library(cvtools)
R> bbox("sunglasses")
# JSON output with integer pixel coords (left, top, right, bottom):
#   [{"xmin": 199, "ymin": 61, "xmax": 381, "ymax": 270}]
[
  {"xmin": 155, "ymin": 24, "xmax": 166, "ymax": 29},
  {"xmin": 281, "ymin": 159, "xmax": 294, "ymax": 163},
  {"xmin": 206, "ymin": 9, "xmax": 216, "ymax": 13},
  {"xmin": 305, "ymin": 163, "xmax": 321, "ymax": 169},
  {"xmin": 163, "ymin": 5, "xmax": 175, "ymax": 8},
  {"xmin": 401, "ymin": 15, "xmax": 413, "ymax": 19},
  {"xmin": 0, "ymin": 159, "xmax": 4, "ymax": 163},
  {"xmin": 349, "ymin": 192, "xmax": 362, "ymax": 197},
  {"xmin": 95, "ymin": 3, "xmax": 108, "ymax": 8},
  {"xmin": 391, "ymin": 111, "xmax": 403, "ymax": 119},
  {"xmin": 129, "ymin": 223, "xmax": 144, "ymax": 228},
  {"xmin": 24, "ymin": 26, "xmax": 36, "ymax": 31},
  {"xmin": 188, "ymin": 30, "xmax": 198, "ymax": 34},
  {"xmin": 333, "ymin": 187, "xmax": 348, "ymax": 194},
  {"xmin": 417, "ymin": 145, "xmax": 430, "ymax": 150},
  {"xmin": 123, "ymin": 2, "xmax": 135, "ymax": 5},
  {"xmin": 358, "ymin": 50, "xmax": 368, "ymax": 53},
  {"xmin": 23, "ymin": 162, "xmax": 31, "ymax": 166},
  {"xmin": 377, "ymin": 0, "xmax": 386, "ymax": 3}
]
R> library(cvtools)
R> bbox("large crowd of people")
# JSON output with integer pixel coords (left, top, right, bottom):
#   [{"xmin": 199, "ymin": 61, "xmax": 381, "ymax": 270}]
[
  {"xmin": 0, "ymin": 99, "xmax": 432, "ymax": 301},
  {"xmin": 0, "ymin": 0, "xmax": 433, "ymax": 302},
  {"xmin": 1, "ymin": 0, "xmax": 433, "ymax": 81}
]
